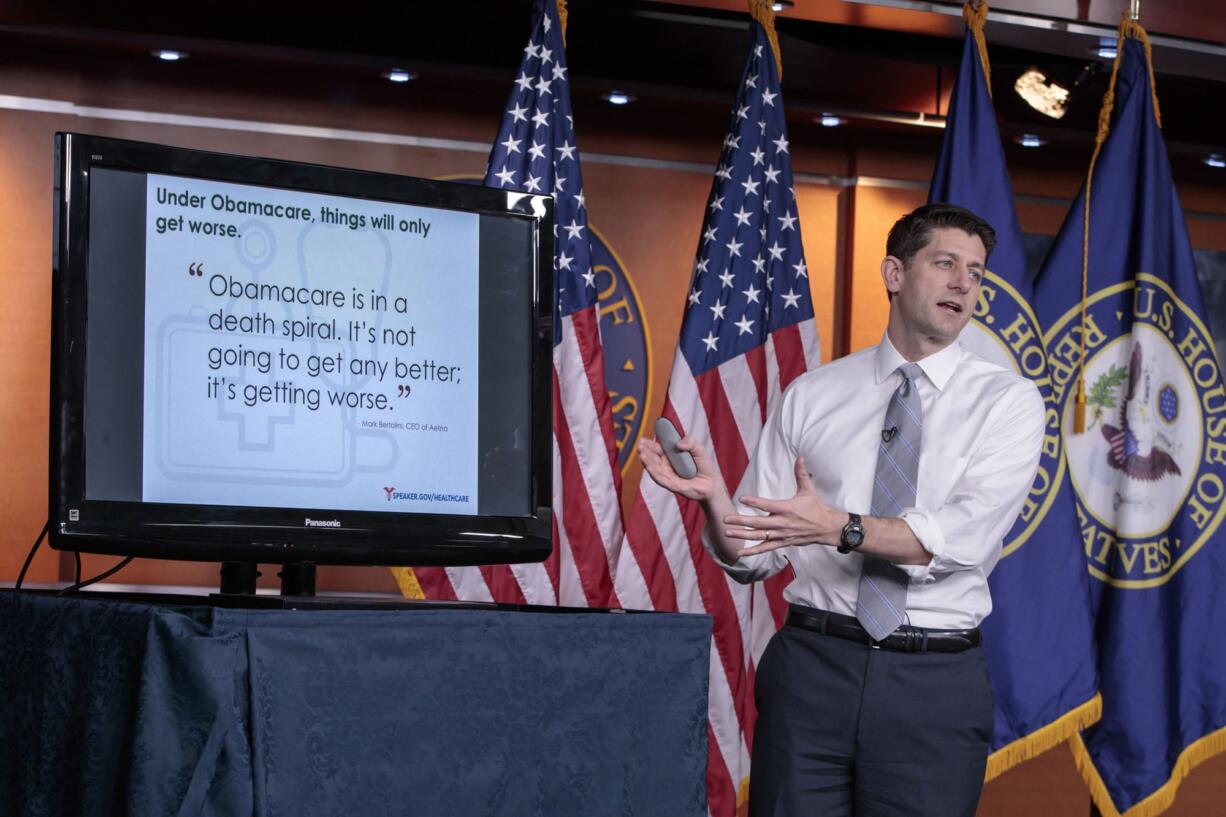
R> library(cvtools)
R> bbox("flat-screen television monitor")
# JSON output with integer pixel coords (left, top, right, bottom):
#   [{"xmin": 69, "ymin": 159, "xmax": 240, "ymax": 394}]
[{"xmin": 50, "ymin": 133, "xmax": 553, "ymax": 566}]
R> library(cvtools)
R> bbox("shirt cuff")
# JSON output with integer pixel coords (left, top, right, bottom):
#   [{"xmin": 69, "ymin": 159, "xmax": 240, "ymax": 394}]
[
  {"xmin": 898, "ymin": 508, "xmax": 941, "ymax": 583},
  {"xmin": 700, "ymin": 523, "xmax": 783, "ymax": 584}
]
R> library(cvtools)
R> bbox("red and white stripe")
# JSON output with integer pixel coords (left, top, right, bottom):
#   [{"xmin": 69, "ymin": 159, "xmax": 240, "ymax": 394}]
[
  {"xmin": 615, "ymin": 317, "xmax": 820, "ymax": 817},
  {"xmin": 415, "ymin": 305, "xmax": 625, "ymax": 609}
]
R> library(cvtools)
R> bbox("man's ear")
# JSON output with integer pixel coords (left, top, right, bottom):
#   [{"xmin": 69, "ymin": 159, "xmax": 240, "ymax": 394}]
[{"xmin": 881, "ymin": 255, "xmax": 904, "ymax": 299}]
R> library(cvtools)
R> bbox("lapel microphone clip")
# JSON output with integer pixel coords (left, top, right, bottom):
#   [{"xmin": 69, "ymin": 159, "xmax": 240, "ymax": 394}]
[{"xmin": 882, "ymin": 426, "xmax": 898, "ymax": 443}]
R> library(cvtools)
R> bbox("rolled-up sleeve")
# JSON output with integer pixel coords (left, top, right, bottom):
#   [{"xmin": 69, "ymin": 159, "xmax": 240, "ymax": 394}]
[{"xmin": 898, "ymin": 380, "xmax": 1045, "ymax": 582}]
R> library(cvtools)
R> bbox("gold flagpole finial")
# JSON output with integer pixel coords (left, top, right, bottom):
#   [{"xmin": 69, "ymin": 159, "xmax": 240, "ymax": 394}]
[
  {"xmin": 748, "ymin": 0, "xmax": 783, "ymax": 82},
  {"xmin": 962, "ymin": 1, "xmax": 992, "ymax": 96}
]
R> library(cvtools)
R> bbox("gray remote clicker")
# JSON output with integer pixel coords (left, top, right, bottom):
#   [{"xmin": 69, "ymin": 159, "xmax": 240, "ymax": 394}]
[{"xmin": 653, "ymin": 418, "xmax": 698, "ymax": 480}]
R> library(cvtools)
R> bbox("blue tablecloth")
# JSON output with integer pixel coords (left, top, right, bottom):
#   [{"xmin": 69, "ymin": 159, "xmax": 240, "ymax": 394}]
[{"xmin": 1, "ymin": 591, "xmax": 710, "ymax": 817}]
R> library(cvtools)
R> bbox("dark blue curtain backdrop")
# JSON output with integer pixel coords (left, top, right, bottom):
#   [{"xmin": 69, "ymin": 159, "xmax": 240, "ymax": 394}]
[{"xmin": 1, "ymin": 592, "xmax": 711, "ymax": 817}]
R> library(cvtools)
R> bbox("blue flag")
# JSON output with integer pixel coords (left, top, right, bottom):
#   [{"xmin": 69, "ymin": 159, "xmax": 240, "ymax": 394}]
[
  {"xmin": 1033, "ymin": 30, "xmax": 1226, "ymax": 817},
  {"xmin": 928, "ymin": 11, "xmax": 1100, "ymax": 778}
]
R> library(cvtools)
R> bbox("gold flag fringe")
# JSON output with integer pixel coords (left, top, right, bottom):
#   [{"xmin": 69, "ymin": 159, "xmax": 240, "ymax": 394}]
[
  {"xmin": 983, "ymin": 694, "xmax": 1102, "ymax": 781},
  {"xmin": 747, "ymin": 0, "xmax": 783, "ymax": 82},
  {"xmin": 736, "ymin": 775, "xmax": 751, "ymax": 817},
  {"xmin": 962, "ymin": 1, "xmax": 991, "ymax": 97},
  {"xmin": 390, "ymin": 566, "xmax": 426, "ymax": 599},
  {"xmin": 557, "ymin": 0, "xmax": 568, "ymax": 45},
  {"xmin": 1074, "ymin": 15, "xmax": 1162, "ymax": 433},
  {"xmin": 1070, "ymin": 725, "xmax": 1226, "ymax": 817}
]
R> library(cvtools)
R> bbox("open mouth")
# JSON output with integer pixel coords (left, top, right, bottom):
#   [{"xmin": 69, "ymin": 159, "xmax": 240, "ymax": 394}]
[{"xmin": 937, "ymin": 300, "xmax": 964, "ymax": 314}]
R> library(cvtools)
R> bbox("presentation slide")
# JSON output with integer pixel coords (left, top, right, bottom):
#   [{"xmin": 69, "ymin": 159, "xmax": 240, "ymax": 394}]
[{"xmin": 141, "ymin": 173, "xmax": 480, "ymax": 515}]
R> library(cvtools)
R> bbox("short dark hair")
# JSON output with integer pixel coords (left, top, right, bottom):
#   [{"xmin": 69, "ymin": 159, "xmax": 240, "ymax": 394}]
[{"xmin": 886, "ymin": 203, "xmax": 997, "ymax": 267}]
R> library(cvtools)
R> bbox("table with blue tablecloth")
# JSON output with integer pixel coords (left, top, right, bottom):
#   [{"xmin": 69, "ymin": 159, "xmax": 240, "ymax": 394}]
[{"xmin": 0, "ymin": 591, "xmax": 711, "ymax": 817}]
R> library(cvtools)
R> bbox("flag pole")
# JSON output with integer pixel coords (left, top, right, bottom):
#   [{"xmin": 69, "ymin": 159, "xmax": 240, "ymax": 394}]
[{"xmin": 1073, "ymin": 11, "xmax": 1159, "ymax": 434}]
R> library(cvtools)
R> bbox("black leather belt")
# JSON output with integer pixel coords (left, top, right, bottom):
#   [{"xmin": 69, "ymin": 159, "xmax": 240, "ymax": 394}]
[{"xmin": 785, "ymin": 605, "xmax": 981, "ymax": 654}]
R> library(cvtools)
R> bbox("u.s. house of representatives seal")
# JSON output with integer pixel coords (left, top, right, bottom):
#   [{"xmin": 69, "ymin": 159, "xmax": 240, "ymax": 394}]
[
  {"xmin": 1044, "ymin": 273, "xmax": 1226, "ymax": 588},
  {"xmin": 588, "ymin": 225, "xmax": 651, "ymax": 472},
  {"xmin": 959, "ymin": 270, "xmax": 1066, "ymax": 560}
]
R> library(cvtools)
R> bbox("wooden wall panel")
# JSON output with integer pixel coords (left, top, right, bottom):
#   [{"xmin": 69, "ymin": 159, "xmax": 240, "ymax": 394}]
[
  {"xmin": 848, "ymin": 184, "xmax": 925, "ymax": 353},
  {"xmin": 0, "ymin": 109, "xmax": 74, "ymax": 584}
]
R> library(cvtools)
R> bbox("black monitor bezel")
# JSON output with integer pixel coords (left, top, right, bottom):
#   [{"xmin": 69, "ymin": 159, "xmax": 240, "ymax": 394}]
[{"xmin": 50, "ymin": 132, "xmax": 554, "ymax": 566}]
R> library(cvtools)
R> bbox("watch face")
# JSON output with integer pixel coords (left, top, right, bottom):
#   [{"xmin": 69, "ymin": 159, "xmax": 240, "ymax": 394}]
[{"xmin": 844, "ymin": 529, "xmax": 864, "ymax": 547}]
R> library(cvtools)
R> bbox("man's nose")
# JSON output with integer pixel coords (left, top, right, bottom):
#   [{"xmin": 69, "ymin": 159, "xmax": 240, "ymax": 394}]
[{"xmin": 949, "ymin": 265, "xmax": 974, "ymax": 292}]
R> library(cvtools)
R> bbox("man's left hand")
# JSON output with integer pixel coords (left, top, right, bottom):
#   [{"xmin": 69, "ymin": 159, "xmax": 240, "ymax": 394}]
[{"xmin": 725, "ymin": 458, "xmax": 841, "ymax": 556}]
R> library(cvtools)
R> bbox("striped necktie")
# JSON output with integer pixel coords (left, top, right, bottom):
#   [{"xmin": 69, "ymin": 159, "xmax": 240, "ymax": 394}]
[{"xmin": 857, "ymin": 362, "xmax": 923, "ymax": 641}]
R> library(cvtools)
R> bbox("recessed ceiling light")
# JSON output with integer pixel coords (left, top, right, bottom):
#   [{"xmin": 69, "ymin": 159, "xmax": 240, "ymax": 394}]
[
  {"xmin": 1016, "ymin": 134, "xmax": 1048, "ymax": 148},
  {"xmin": 1015, "ymin": 68, "xmax": 1070, "ymax": 119},
  {"xmin": 817, "ymin": 113, "xmax": 844, "ymax": 128},
  {"xmin": 151, "ymin": 49, "xmax": 187, "ymax": 62},
  {"xmin": 602, "ymin": 91, "xmax": 634, "ymax": 106},
  {"xmin": 1206, "ymin": 154, "xmax": 1226, "ymax": 169},
  {"xmin": 383, "ymin": 69, "xmax": 416, "ymax": 83},
  {"xmin": 772, "ymin": 1, "xmax": 795, "ymax": 10}
]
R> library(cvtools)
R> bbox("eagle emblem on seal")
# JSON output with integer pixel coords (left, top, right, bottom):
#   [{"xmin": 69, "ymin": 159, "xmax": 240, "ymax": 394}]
[{"xmin": 1101, "ymin": 341, "xmax": 1182, "ymax": 482}]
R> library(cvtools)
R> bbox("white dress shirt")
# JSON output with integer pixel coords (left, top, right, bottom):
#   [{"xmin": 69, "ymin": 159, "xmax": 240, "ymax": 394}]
[{"xmin": 707, "ymin": 333, "xmax": 1045, "ymax": 629}]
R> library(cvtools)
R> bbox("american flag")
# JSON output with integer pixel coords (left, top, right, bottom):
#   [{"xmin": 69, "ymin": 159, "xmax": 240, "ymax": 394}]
[
  {"xmin": 414, "ymin": 0, "xmax": 624, "ymax": 608},
  {"xmin": 613, "ymin": 17, "xmax": 820, "ymax": 817}
]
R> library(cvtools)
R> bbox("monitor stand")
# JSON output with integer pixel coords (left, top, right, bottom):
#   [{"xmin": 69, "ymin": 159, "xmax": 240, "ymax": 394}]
[
  {"xmin": 216, "ymin": 561, "xmax": 316, "ymax": 597},
  {"xmin": 277, "ymin": 563, "xmax": 316, "ymax": 597},
  {"xmin": 219, "ymin": 561, "xmax": 260, "ymax": 595}
]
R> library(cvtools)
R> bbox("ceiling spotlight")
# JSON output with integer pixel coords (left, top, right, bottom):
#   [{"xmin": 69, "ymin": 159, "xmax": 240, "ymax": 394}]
[
  {"xmin": 383, "ymin": 69, "xmax": 416, "ymax": 83},
  {"xmin": 772, "ymin": 1, "xmax": 795, "ymax": 10},
  {"xmin": 1015, "ymin": 68, "xmax": 1070, "ymax": 119},
  {"xmin": 1016, "ymin": 134, "xmax": 1048, "ymax": 148},
  {"xmin": 1095, "ymin": 38, "xmax": 1118, "ymax": 60},
  {"xmin": 817, "ymin": 113, "xmax": 844, "ymax": 128},
  {"xmin": 1206, "ymin": 154, "xmax": 1226, "ymax": 169},
  {"xmin": 602, "ymin": 91, "xmax": 634, "ymax": 106},
  {"xmin": 151, "ymin": 49, "xmax": 187, "ymax": 62}
]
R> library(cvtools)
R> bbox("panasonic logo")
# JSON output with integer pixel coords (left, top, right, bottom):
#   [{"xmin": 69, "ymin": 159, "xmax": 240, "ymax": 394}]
[{"xmin": 304, "ymin": 518, "xmax": 341, "ymax": 528}]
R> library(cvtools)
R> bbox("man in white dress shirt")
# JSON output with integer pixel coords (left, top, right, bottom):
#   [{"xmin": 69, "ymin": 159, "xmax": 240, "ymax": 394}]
[{"xmin": 639, "ymin": 204, "xmax": 1044, "ymax": 817}]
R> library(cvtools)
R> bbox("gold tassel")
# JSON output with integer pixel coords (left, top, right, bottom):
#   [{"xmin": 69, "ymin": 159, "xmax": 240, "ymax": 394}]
[
  {"xmin": 557, "ymin": 0, "xmax": 568, "ymax": 46},
  {"xmin": 1073, "ymin": 14, "xmax": 1157, "ymax": 431},
  {"xmin": 389, "ymin": 566, "xmax": 426, "ymax": 599},
  {"xmin": 747, "ymin": 0, "xmax": 783, "ymax": 82},
  {"xmin": 962, "ymin": 1, "xmax": 991, "ymax": 96}
]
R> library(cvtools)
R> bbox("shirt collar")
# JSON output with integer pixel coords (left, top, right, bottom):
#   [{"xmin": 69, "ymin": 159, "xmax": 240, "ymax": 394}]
[{"xmin": 874, "ymin": 332, "xmax": 963, "ymax": 392}]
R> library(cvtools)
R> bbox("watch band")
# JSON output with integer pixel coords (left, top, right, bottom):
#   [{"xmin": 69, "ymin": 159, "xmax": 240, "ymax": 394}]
[{"xmin": 838, "ymin": 512, "xmax": 864, "ymax": 554}]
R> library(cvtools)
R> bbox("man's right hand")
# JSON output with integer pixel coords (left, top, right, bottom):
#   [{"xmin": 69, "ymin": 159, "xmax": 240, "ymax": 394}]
[
  {"xmin": 639, "ymin": 432, "xmax": 748, "ymax": 566},
  {"xmin": 637, "ymin": 434, "xmax": 723, "ymax": 503}
]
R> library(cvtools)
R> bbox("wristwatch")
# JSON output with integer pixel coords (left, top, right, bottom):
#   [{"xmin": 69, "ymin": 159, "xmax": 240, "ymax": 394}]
[{"xmin": 837, "ymin": 513, "xmax": 865, "ymax": 554}]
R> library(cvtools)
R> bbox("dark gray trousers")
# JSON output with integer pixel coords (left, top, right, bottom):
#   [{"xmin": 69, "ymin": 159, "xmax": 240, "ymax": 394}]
[{"xmin": 748, "ymin": 621, "xmax": 993, "ymax": 817}]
